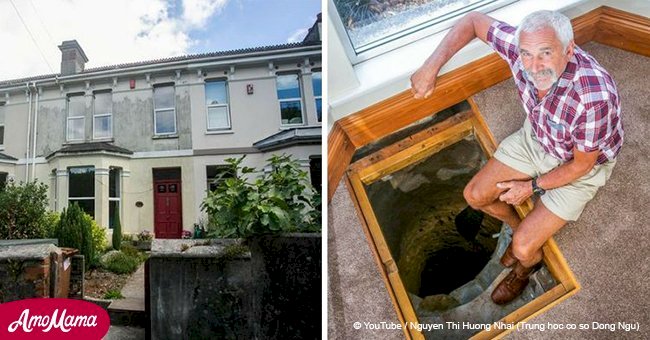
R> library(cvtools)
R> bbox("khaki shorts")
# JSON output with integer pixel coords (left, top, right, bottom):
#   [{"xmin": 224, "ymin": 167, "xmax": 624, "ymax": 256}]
[{"xmin": 493, "ymin": 119, "xmax": 616, "ymax": 221}]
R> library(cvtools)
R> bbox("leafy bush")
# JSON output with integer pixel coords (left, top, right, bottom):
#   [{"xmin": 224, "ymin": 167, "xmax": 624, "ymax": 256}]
[
  {"xmin": 102, "ymin": 251, "xmax": 141, "ymax": 274},
  {"xmin": 103, "ymin": 290, "xmax": 123, "ymax": 300},
  {"xmin": 122, "ymin": 233, "xmax": 134, "ymax": 242},
  {"xmin": 86, "ymin": 214, "xmax": 108, "ymax": 260},
  {"xmin": 201, "ymin": 154, "xmax": 321, "ymax": 238},
  {"xmin": 112, "ymin": 209, "xmax": 122, "ymax": 250},
  {"xmin": 56, "ymin": 203, "xmax": 95, "ymax": 269},
  {"xmin": 44, "ymin": 211, "xmax": 61, "ymax": 239},
  {"xmin": 0, "ymin": 181, "xmax": 49, "ymax": 239},
  {"xmin": 137, "ymin": 230, "xmax": 154, "ymax": 242}
]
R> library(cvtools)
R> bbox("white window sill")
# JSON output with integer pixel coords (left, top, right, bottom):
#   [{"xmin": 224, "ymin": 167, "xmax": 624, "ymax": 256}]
[
  {"xmin": 152, "ymin": 134, "xmax": 179, "ymax": 140},
  {"xmin": 92, "ymin": 138, "xmax": 114, "ymax": 143},
  {"xmin": 205, "ymin": 130, "xmax": 234, "ymax": 135},
  {"xmin": 328, "ymin": 0, "xmax": 595, "ymax": 126}
]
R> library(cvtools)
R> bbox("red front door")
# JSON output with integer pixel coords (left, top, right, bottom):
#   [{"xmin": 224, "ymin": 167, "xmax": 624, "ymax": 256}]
[{"xmin": 153, "ymin": 179, "xmax": 182, "ymax": 239}]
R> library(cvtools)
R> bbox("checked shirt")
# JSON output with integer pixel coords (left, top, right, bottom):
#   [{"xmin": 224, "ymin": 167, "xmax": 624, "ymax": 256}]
[{"xmin": 487, "ymin": 20, "xmax": 623, "ymax": 164}]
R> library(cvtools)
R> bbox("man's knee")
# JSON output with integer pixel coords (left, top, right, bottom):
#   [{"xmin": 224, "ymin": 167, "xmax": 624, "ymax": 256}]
[
  {"xmin": 463, "ymin": 181, "xmax": 493, "ymax": 209},
  {"xmin": 511, "ymin": 234, "xmax": 539, "ymax": 263}
]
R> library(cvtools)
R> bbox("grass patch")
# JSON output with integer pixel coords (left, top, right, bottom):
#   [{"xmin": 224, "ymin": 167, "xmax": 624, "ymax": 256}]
[
  {"xmin": 103, "ymin": 289, "xmax": 123, "ymax": 300},
  {"xmin": 102, "ymin": 245, "xmax": 148, "ymax": 275}
]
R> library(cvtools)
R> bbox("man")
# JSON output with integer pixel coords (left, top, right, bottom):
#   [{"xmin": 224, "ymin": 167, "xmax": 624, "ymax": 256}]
[{"xmin": 411, "ymin": 10, "xmax": 622, "ymax": 304}]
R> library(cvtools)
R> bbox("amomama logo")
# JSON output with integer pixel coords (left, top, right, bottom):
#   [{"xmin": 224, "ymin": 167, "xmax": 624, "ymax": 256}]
[{"xmin": 0, "ymin": 298, "xmax": 110, "ymax": 339}]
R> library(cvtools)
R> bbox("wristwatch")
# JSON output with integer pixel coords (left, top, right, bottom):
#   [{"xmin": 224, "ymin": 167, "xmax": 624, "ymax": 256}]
[{"xmin": 532, "ymin": 177, "xmax": 546, "ymax": 195}]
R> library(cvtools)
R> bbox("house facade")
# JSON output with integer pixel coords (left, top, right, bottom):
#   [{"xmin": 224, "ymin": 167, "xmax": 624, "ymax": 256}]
[{"xmin": 0, "ymin": 17, "xmax": 322, "ymax": 238}]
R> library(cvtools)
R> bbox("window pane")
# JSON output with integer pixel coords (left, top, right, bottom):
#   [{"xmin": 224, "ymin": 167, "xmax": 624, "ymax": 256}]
[
  {"xmin": 0, "ymin": 172, "xmax": 7, "ymax": 191},
  {"xmin": 207, "ymin": 106, "xmax": 230, "ymax": 130},
  {"xmin": 0, "ymin": 126, "xmax": 4, "ymax": 145},
  {"xmin": 276, "ymin": 74, "xmax": 301, "ymax": 99},
  {"xmin": 70, "ymin": 199, "xmax": 95, "ymax": 218},
  {"xmin": 68, "ymin": 95, "xmax": 85, "ymax": 117},
  {"xmin": 109, "ymin": 200, "xmax": 119, "ymax": 229},
  {"xmin": 206, "ymin": 165, "xmax": 235, "ymax": 192},
  {"xmin": 68, "ymin": 118, "xmax": 84, "ymax": 140},
  {"xmin": 205, "ymin": 81, "xmax": 228, "ymax": 105},
  {"xmin": 315, "ymin": 98, "xmax": 322, "ymax": 122},
  {"xmin": 69, "ymin": 167, "xmax": 95, "ymax": 198},
  {"xmin": 94, "ymin": 116, "xmax": 111, "ymax": 139},
  {"xmin": 109, "ymin": 168, "xmax": 120, "ymax": 198},
  {"xmin": 154, "ymin": 85, "xmax": 174, "ymax": 109},
  {"xmin": 94, "ymin": 92, "xmax": 112, "ymax": 114},
  {"xmin": 155, "ymin": 109, "xmax": 176, "ymax": 134},
  {"xmin": 312, "ymin": 72, "xmax": 322, "ymax": 97},
  {"xmin": 335, "ymin": 0, "xmax": 496, "ymax": 53},
  {"xmin": 280, "ymin": 101, "xmax": 303, "ymax": 125}
]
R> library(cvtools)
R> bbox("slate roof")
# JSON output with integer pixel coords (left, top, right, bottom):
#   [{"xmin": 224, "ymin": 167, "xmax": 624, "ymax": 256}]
[
  {"xmin": 253, "ymin": 127, "xmax": 321, "ymax": 152},
  {"xmin": 0, "ymin": 41, "xmax": 321, "ymax": 88},
  {"xmin": 46, "ymin": 142, "xmax": 133, "ymax": 159}
]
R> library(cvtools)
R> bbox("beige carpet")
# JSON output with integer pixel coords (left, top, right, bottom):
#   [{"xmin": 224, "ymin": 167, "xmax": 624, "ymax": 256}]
[{"xmin": 328, "ymin": 42, "xmax": 650, "ymax": 339}]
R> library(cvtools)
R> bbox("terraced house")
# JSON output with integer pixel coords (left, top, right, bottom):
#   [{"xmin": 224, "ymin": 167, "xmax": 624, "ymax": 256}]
[{"xmin": 0, "ymin": 16, "xmax": 322, "ymax": 239}]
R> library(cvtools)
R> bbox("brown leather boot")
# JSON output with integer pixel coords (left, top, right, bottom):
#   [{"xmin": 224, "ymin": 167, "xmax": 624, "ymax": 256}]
[
  {"xmin": 491, "ymin": 261, "xmax": 539, "ymax": 305},
  {"xmin": 500, "ymin": 244, "xmax": 518, "ymax": 267}
]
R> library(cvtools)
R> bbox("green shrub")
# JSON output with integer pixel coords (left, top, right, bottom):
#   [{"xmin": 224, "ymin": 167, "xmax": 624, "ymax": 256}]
[
  {"xmin": 103, "ymin": 290, "xmax": 123, "ymax": 300},
  {"xmin": 103, "ymin": 251, "xmax": 140, "ymax": 274},
  {"xmin": 85, "ymin": 214, "xmax": 107, "ymax": 265},
  {"xmin": 201, "ymin": 154, "xmax": 321, "ymax": 238},
  {"xmin": 56, "ymin": 203, "xmax": 95, "ymax": 269},
  {"xmin": 0, "ymin": 181, "xmax": 49, "ymax": 239},
  {"xmin": 112, "ymin": 209, "xmax": 122, "ymax": 251},
  {"xmin": 44, "ymin": 211, "xmax": 60, "ymax": 239}
]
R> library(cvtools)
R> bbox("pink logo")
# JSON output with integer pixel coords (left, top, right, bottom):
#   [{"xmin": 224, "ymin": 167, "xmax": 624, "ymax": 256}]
[{"xmin": 0, "ymin": 298, "xmax": 110, "ymax": 339}]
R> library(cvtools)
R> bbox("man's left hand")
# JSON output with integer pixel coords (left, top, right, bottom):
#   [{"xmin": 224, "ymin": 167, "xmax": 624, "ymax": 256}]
[{"xmin": 497, "ymin": 180, "xmax": 533, "ymax": 206}]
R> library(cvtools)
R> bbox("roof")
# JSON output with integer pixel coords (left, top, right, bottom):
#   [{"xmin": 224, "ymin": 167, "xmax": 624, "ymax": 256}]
[
  {"xmin": 0, "ymin": 41, "xmax": 321, "ymax": 88},
  {"xmin": 46, "ymin": 142, "xmax": 133, "ymax": 159},
  {"xmin": 0, "ymin": 152, "xmax": 18, "ymax": 161},
  {"xmin": 253, "ymin": 127, "xmax": 321, "ymax": 152}
]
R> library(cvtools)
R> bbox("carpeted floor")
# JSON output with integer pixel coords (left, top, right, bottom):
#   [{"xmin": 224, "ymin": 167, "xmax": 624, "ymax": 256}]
[{"xmin": 327, "ymin": 42, "xmax": 650, "ymax": 339}]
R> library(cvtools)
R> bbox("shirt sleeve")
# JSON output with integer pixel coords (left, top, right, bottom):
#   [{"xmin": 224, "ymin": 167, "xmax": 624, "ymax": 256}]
[
  {"xmin": 572, "ymin": 100, "xmax": 613, "ymax": 153},
  {"xmin": 486, "ymin": 20, "xmax": 519, "ymax": 66}
]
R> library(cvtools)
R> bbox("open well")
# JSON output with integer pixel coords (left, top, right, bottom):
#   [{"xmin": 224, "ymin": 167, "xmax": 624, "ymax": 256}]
[{"xmin": 345, "ymin": 99, "xmax": 580, "ymax": 339}]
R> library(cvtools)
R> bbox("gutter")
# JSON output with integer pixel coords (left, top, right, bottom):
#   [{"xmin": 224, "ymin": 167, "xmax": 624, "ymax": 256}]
[{"xmin": 31, "ymin": 83, "xmax": 39, "ymax": 181}]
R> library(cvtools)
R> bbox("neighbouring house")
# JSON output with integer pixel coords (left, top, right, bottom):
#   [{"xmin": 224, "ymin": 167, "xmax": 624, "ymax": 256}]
[{"xmin": 0, "ymin": 15, "xmax": 322, "ymax": 239}]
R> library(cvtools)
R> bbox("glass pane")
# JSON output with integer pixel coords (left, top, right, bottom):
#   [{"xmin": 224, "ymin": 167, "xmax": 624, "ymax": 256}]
[
  {"xmin": 154, "ymin": 85, "xmax": 175, "ymax": 109},
  {"xmin": 312, "ymin": 72, "xmax": 322, "ymax": 97},
  {"xmin": 94, "ymin": 92, "xmax": 112, "ymax": 114},
  {"xmin": 276, "ymin": 74, "xmax": 301, "ymax": 99},
  {"xmin": 155, "ymin": 109, "xmax": 176, "ymax": 134},
  {"xmin": 68, "ymin": 95, "xmax": 85, "ymax": 117},
  {"xmin": 94, "ymin": 116, "xmax": 111, "ymax": 139},
  {"xmin": 69, "ymin": 167, "xmax": 95, "ymax": 197},
  {"xmin": 109, "ymin": 168, "xmax": 120, "ymax": 198},
  {"xmin": 68, "ymin": 118, "xmax": 84, "ymax": 140},
  {"xmin": 0, "ymin": 126, "xmax": 4, "ymax": 145},
  {"xmin": 280, "ymin": 101, "xmax": 303, "ymax": 125},
  {"xmin": 207, "ymin": 106, "xmax": 230, "ymax": 130},
  {"xmin": 315, "ymin": 98, "xmax": 322, "ymax": 122},
  {"xmin": 335, "ymin": 0, "xmax": 494, "ymax": 52},
  {"xmin": 70, "ymin": 199, "xmax": 95, "ymax": 218},
  {"xmin": 109, "ymin": 200, "xmax": 119, "ymax": 229},
  {"xmin": 205, "ymin": 80, "xmax": 228, "ymax": 105},
  {"xmin": 206, "ymin": 165, "xmax": 235, "ymax": 191}
]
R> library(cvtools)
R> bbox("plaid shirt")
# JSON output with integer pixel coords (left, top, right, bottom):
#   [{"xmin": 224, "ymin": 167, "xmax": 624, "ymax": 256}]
[{"xmin": 487, "ymin": 21, "xmax": 623, "ymax": 164}]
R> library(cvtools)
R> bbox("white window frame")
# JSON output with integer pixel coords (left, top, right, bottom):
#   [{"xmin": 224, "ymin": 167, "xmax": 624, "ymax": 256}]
[
  {"xmin": 205, "ymin": 79, "xmax": 231, "ymax": 131},
  {"xmin": 330, "ymin": 0, "xmax": 517, "ymax": 64},
  {"xmin": 109, "ymin": 167, "xmax": 121, "ymax": 229},
  {"xmin": 68, "ymin": 166, "xmax": 95, "ymax": 217},
  {"xmin": 276, "ymin": 73, "xmax": 305, "ymax": 127},
  {"xmin": 0, "ymin": 101, "xmax": 5, "ymax": 149},
  {"xmin": 153, "ymin": 84, "xmax": 177, "ymax": 135},
  {"xmin": 93, "ymin": 91, "xmax": 113, "ymax": 140},
  {"xmin": 312, "ymin": 71, "xmax": 322, "ymax": 123},
  {"xmin": 66, "ymin": 94, "xmax": 85, "ymax": 142}
]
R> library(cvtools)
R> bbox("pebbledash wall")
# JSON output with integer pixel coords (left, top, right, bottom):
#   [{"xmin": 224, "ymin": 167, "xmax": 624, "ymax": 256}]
[{"xmin": 0, "ymin": 16, "xmax": 322, "ymax": 240}]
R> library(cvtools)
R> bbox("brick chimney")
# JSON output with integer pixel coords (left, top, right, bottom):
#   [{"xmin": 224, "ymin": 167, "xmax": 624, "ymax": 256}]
[{"xmin": 58, "ymin": 40, "xmax": 89, "ymax": 75}]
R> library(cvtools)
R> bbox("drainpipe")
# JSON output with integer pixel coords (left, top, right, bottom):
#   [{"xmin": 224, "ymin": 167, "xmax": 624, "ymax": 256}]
[
  {"xmin": 31, "ymin": 82, "xmax": 39, "ymax": 181},
  {"xmin": 24, "ymin": 83, "xmax": 32, "ymax": 181}
]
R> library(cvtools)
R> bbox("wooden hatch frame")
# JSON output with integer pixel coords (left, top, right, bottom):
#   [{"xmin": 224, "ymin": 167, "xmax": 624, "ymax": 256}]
[
  {"xmin": 346, "ymin": 100, "xmax": 579, "ymax": 339},
  {"xmin": 329, "ymin": 6, "xmax": 650, "ymax": 340}
]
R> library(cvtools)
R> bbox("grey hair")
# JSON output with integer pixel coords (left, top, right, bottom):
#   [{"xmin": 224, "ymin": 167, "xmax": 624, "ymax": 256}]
[{"xmin": 515, "ymin": 10, "xmax": 574, "ymax": 50}]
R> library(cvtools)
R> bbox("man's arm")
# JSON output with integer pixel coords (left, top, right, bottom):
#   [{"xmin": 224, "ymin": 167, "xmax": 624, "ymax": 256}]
[
  {"xmin": 410, "ymin": 12, "xmax": 496, "ymax": 99},
  {"xmin": 497, "ymin": 147, "xmax": 599, "ymax": 206}
]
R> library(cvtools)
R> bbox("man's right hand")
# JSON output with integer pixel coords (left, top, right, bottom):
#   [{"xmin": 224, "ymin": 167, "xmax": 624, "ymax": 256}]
[{"xmin": 410, "ymin": 65, "xmax": 438, "ymax": 99}]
